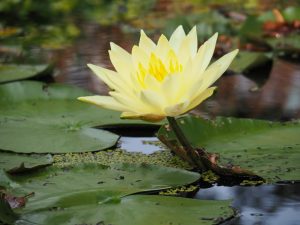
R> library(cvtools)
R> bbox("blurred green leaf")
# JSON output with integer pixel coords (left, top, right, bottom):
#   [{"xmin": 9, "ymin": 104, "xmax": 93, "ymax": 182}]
[
  {"xmin": 0, "ymin": 64, "xmax": 50, "ymax": 84},
  {"xmin": 229, "ymin": 51, "xmax": 271, "ymax": 73}
]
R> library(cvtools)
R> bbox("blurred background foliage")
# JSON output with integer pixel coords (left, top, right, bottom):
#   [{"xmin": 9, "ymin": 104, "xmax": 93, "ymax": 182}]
[{"xmin": 0, "ymin": 0, "xmax": 298, "ymax": 51}]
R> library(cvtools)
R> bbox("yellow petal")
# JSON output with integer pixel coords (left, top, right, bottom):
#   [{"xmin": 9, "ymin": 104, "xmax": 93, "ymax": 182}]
[
  {"xmin": 185, "ymin": 26, "xmax": 197, "ymax": 57},
  {"xmin": 121, "ymin": 112, "xmax": 165, "ymax": 122},
  {"xmin": 78, "ymin": 95, "xmax": 128, "ymax": 112},
  {"xmin": 132, "ymin": 45, "xmax": 149, "ymax": 68},
  {"xmin": 188, "ymin": 65, "xmax": 219, "ymax": 100},
  {"xmin": 139, "ymin": 30, "xmax": 156, "ymax": 54},
  {"xmin": 161, "ymin": 73, "xmax": 184, "ymax": 104},
  {"xmin": 109, "ymin": 91, "xmax": 148, "ymax": 113},
  {"xmin": 155, "ymin": 34, "xmax": 172, "ymax": 61},
  {"xmin": 205, "ymin": 49, "xmax": 239, "ymax": 85},
  {"xmin": 203, "ymin": 49, "xmax": 239, "ymax": 89},
  {"xmin": 192, "ymin": 33, "xmax": 218, "ymax": 75},
  {"xmin": 87, "ymin": 64, "xmax": 133, "ymax": 96},
  {"xmin": 186, "ymin": 87, "xmax": 217, "ymax": 112},
  {"xmin": 140, "ymin": 90, "xmax": 166, "ymax": 114},
  {"xmin": 144, "ymin": 74, "xmax": 162, "ymax": 91},
  {"xmin": 169, "ymin": 25, "xmax": 186, "ymax": 52},
  {"xmin": 164, "ymin": 102, "xmax": 189, "ymax": 116},
  {"xmin": 109, "ymin": 42, "xmax": 133, "ymax": 78}
]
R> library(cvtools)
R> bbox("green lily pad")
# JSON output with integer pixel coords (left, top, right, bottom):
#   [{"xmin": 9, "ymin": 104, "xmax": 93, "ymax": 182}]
[
  {"xmin": 0, "ymin": 81, "xmax": 156, "ymax": 153},
  {"xmin": 1, "ymin": 164, "xmax": 233, "ymax": 225},
  {"xmin": 10, "ymin": 163, "xmax": 200, "ymax": 201},
  {"xmin": 16, "ymin": 194, "xmax": 233, "ymax": 225},
  {"xmin": 0, "ymin": 64, "xmax": 50, "ymax": 84},
  {"xmin": 158, "ymin": 116, "xmax": 300, "ymax": 183},
  {"xmin": 0, "ymin": 152, "xmax": 53, "ymax": 173},
  {"xmin": 229, "ymin": 51, "xmax": 271, "ymax": 73},
  {"xmin": 2, "ymin": 163, "xmax": 222, "ymax": 225}
]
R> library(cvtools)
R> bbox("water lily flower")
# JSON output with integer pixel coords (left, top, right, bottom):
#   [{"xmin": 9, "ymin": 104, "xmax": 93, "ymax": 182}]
[{"xmin": 78, "ymin": 26, "xmax": 238, "ymax": 121}]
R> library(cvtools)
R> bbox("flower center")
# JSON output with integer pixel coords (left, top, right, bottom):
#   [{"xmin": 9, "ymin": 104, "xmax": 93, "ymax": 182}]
[{"xmin": 137, "ymin": 49, "xmax": 182, "ymax": 86}]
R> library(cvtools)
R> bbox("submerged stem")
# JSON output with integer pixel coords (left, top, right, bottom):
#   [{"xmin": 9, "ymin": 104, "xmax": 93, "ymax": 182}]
[{"xmin": 166, "ymin": 117, "xmax": 207, "ymax": 171}]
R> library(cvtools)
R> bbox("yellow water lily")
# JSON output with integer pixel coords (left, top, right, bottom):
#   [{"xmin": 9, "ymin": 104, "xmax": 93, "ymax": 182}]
[{"xmin": 78, "ymin": 26, "xmax": 238, "ymax": 121}]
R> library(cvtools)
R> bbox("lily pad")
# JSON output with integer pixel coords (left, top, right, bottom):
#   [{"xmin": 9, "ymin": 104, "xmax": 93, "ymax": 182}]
[
  {"xmin": 0, "ymin": 81, "xmax": 156, "ymax": 153},
  {"xmin": 229, "ymin": 51, "xmax": 271, "ymax": 73},
  {"xmin": 1, "ymin": 163, "xmax": 218, "ymax": 225},
  {"xmin": 1, "ymin": 164, "xmax": 233, "ymax": 225},
  {"xmin": 0, "ymin": 64, "xmax": 50, "ymax": 84},
  {"xmin": 158, "ymin": 116, "xmax": 300, "ymax": 183},
  {"xmin": 10, "ymin": 163, "xmax": 200, "ymax": 200},
  {"xmin": 0, "ymin": 152, "xmax": 53, "ymax": 173},
  {"xmin": 16, "ymin": 194, "xmax": 233, "ymax": 225}
]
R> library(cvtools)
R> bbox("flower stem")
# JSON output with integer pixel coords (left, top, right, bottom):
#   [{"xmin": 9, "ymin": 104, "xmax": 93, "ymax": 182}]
[{"xmin": 166, "ymin": 117, "xmax": 207, "ymax": 171}]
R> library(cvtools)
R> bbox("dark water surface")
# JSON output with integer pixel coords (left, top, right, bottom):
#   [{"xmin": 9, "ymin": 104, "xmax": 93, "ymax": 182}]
[{"xmin": 196, "ymin": 183, "xmax": 300, "ymax": 225}]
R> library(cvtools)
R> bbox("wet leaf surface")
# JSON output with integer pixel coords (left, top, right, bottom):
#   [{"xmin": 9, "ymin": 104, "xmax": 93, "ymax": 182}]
[
  {"xmin": 9, "ymin": 163, "xmax": 200, "ymax": 202},
  {"xmin": 0, "ymin": 81, "xmax": 157, "ymax": 153},
  {"xmin": 0, "ymin": 163, "xmax": 233, "ymax": 225},
  {"xmin": 17, "ymin": 195, "xmax": 233, "ymax": 225},
  {"xmin": 0, "ymin": 64, "xmax": 50, "ymax": 84},
  {"xmin": 0, "ymin": 152, "xmax": 53, "ymax": 173},
  {"xmin": 229, "ymin": 51, "xmax": 271, "ymax": 73},
  {"xmin": 158, "ymin": 116, "xmax": 300, "ymax": 183}
]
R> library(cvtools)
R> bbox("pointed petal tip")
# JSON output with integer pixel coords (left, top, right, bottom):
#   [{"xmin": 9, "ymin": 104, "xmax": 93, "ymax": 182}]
[
  {"xmin": 87, "ymin": 63, "xmax": 94, "ymax": 68},
  {"xmin": 227, "ymin": 49, "xmax": 239, "ymax": 59},
  {"xmin": 140, "ymin": 29, "xmax": 146, "ymax": 35},
  {"xmin": 109, "ymin": 42, "xmax": 115, "ymax": 48},
  {"xmin": 77, "ymin": 96, "xmax": 89, "ymax": 102},
  {"xmin": 210, "ymin": 32, "xmax": 218, "ymax": 41}
]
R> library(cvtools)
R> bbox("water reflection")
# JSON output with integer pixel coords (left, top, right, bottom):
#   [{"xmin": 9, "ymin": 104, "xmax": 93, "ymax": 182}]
[
  {"xmin": 52, "ymin": 24, "xmax": 136, "ymax": 94},
  {"xmin": 119, "ymin": 137, "xmax": 162, "ymax": 154},
  {"xmin": 196, "ymin": 183, "xmax": 300, "ymax": 225}
]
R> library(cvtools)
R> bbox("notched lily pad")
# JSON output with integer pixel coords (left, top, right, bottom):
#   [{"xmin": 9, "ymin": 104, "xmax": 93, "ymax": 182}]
[
  {"xmin": 0, "ymin": 81, "xmax": 156, "ymax": 153},
  {"xmin": 158, "ymin": 116, "xmax": 300, "ymax": 183},
  {"xmin": 0, "ymin": 64, "xmax": 51, "ymax": 84},
  {"xmin": 1, "ymin": 163, "xmax": 234, "ymax": 225},
  {"xmin": 0, "ymin": 152, "xmax": 53, "ymax": 174},
  {"xmin": 10, "ymin": 163, "xmax": 200, "ymax": 202},
  {"xmin": 17, "ymin": 195, "xmax": 234, "ymax": 225},
  {"xmin": 229, "ymin": 51, "xmax": 271, "ymax": 73}
]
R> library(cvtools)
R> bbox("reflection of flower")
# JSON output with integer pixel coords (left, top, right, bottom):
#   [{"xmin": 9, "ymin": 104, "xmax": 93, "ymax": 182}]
[{"xmin": 78, "ymin": 26, "xmax": 238, "ymax": 121}]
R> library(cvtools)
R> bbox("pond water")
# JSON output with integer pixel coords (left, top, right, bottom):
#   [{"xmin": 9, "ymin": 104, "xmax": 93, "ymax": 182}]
[{"xmin": 196, "ymin": 183, "xmax": 300, "ymax": 225}]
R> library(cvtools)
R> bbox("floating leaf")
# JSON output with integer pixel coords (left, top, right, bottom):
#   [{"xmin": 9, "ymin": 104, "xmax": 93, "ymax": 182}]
[
  {"xmin": 229, "ymin": 51, "xmax": 271, "ymax": 73},
  {"xmin": 10, "ymin": 163, "xmax": 200, "ymax": 202},
  {"xmin": 0, "ymin": 81, "xmax": 156, "ymax": 153},
  {"xmin": 0, "ymin": 152, "xmax": 53, "ymax": 173},
  {"xmin": 17, "ymin": 194, "xmax": 233, "ymax": 225},
  {"xmin": 2, "ymin": 163, "xmax": 233, "ymax": 225},
  {"xmin": 0, "ymin": 64, "xmax": 50, "ymax": 84},
  {"xmin": 158, "ymin": 116, "xmax": 300, "ymax": 183}
]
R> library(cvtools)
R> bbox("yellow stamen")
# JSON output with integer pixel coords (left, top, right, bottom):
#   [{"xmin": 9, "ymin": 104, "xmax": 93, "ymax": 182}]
[{"xmin": 137, "ymin": 50, "xmax": 182, "ymax": 86}]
